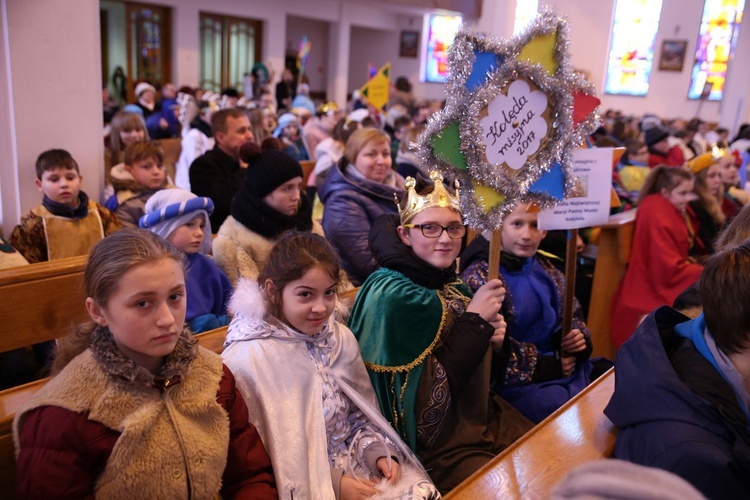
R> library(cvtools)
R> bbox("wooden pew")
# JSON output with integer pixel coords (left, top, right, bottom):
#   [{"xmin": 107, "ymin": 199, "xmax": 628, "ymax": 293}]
[
  {"xmin": 586, "ymin": 210, "xmax": 636, "ymax": 360},
  {"xmin": 0, "ymin": 256, "xmax": 88, "ymax": 354},
  {"xmin": 0, "ymin": 325, "xmax": 228, "ymax": 496},
  {"xmin": 446, "ymin": 368, "xmax": 616, "ymax": 499},
  {"xmin": 299, "ymin": 159, "xmax": 315, "ymax": 190},
  {"xmin": 157, "ymin": 137, "xmax": 182, "ymax": 184}
]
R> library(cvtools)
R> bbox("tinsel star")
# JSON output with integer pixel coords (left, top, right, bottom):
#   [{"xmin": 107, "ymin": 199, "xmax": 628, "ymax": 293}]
[{"xmin": 417, "ymin": 8, "xmax": 601, "ymax": 230}]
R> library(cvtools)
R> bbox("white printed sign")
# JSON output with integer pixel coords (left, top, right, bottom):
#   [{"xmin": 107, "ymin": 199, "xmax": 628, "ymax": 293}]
[
  {"xmin": 537, "ymin": 147, "xmax": 613, "ymax": 230},
  {"xmin": 480, "ymin": 79, "xmax": 549, "ymax": 170}
]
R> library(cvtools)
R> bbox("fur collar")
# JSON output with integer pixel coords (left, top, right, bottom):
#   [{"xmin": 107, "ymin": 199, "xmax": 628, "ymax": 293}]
[
  {"xmin": 90, "ymin": 325, "xmax": 197, "ymax": 387},
  {"xmin": 225, "ymin": 278, "xmax": 348, "ymax": 347}
]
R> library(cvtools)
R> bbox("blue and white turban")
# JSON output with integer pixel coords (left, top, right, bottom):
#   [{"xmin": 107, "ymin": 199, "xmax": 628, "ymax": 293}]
[{"xmin": 139, "ymin": 188, "xmax": 214, "ymax": 255}]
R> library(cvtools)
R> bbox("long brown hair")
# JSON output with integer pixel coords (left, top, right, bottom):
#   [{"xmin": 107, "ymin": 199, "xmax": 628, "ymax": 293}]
[
  {"xmin": 109, "ymin": 111, "xmax": 149, "ymax": 164},
  {"xmin": 716, "ymin": 202, "xmax": 750, "ymax": 249},
  {"xmin": 692, "ymin": 165, "xmax": 726, "ymax": 226},
  {"xmin": 51, "ymin": 229, "xmax": 185, "ymax": 374},
  {"xmin": 637, "ymin": 165, "xmax": 692, "ymax": 204},
  {"xmin": 258, "ymin": 231, "xmax": 342, "ymax": 320}
]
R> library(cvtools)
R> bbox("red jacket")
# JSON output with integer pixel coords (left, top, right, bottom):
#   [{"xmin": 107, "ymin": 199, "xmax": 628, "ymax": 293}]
[
  {"xmin": 609, "ymin": 194, "xmax": 703, "ymax": 348},
  {"xmin": 15, "ymin": 365, "xmax": 277, "ymax": 499}
]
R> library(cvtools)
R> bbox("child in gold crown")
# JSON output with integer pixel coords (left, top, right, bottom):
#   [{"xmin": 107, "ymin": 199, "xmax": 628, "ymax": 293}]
[{"xmin": 348, "ymin": 172, "xmax": 533, "ymax": 493}]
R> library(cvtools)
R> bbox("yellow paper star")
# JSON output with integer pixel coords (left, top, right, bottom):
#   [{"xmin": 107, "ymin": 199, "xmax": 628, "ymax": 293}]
[
  {"xmin": 518, "ymin": 32, "xmax": 558, "ymax": 75},
  {"xmin": 474, "ymin": 183, "xmax": 506, "ymax": 213}
]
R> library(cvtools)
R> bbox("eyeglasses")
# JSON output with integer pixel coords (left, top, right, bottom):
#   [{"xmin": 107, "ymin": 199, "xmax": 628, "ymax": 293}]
[{"xmin": 403, "ymin": 223, "xmax": 466, "ymax": 239}]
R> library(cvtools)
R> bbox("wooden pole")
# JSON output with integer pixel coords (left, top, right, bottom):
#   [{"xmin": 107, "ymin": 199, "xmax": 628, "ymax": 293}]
[
  {"xmin": 562, "ymin": 228, "xmax": 579, "ymax": 336},
  {"xmin": 488, "ymin": 231, "xmax": 503, "ymax": 281}
]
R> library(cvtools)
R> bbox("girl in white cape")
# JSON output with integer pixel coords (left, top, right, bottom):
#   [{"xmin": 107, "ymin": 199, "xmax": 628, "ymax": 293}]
[{"xmin": 222, "ymin": 231, "xmax": 438, "ymax": 499}]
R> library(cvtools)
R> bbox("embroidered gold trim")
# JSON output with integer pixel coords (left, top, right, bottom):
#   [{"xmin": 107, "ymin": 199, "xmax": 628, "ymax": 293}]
[{"xmin": 363, "ymin": 281, "xmax": 468, "ymax": 374}]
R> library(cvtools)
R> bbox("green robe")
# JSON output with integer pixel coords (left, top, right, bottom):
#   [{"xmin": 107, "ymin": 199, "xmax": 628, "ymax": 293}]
[{"xmin": 349, "ymin": 267, "xmax": 532, "ymax": 491}]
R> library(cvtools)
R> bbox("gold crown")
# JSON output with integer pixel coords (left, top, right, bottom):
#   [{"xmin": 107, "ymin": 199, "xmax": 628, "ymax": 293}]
[{"xmin": 395, "ymin": 171, "xmax": 461, "ymax": 224}]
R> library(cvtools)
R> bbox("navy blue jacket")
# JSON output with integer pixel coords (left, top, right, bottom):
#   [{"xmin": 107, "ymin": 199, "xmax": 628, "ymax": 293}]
[
  {"xmin": 604, "ymin": 306, "xmax": 750, "ymax": 499},
  {"xmin": 318, "ymin": 162, "xmax": 403, "ymax": 286}
]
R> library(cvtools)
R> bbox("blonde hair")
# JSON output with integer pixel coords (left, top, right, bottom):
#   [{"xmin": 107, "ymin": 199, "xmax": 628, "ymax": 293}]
[
  {"xmin": 344, "ymin": 128, "xmax": 390, "ymax": 165},
  {"xmin": 51, "ymin": 229, "xmax": 185, "ymax": 375}
]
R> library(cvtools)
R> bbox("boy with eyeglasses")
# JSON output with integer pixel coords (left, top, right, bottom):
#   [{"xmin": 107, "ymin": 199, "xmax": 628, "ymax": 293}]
[{"xmin": 461, "ymin": 202, "xmax": 605, "ymax": 423}]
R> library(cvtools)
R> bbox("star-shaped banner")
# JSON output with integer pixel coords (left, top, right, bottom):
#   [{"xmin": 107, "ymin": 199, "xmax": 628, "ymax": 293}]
[{"xmin": 417, "ymin": 8, "xmax": 601, "ymax": 230}]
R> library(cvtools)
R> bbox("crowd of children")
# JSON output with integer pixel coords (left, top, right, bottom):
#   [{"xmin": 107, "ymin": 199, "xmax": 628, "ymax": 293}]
[{"xmin": 4, "ymin": 73, "xmax": 750, "ymax": 497}]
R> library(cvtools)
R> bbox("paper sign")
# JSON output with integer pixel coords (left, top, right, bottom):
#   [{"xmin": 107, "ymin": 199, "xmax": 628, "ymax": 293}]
[
  {"xmin": 360, "ymin": 63, "xmax": 390, "ymax": 112},
  {"xmin": 537, "ymin": 147, "xmax": 613, "ymax": 230},
  {"xmin": 480, "ymin": 79, "xmax": 549, "ymax": 170}
]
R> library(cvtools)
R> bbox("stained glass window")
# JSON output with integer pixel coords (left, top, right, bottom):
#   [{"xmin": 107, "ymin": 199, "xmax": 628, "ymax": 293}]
[
  {"xmin": 200, "ymin": 13, "xmax": 262, "ymax": 93},
  {"xmin": 688, "ymin": 0, "xmax": 745, "ymax": 100},
  {"xmin": 421, "ymin": 14, "xmax": 463, "ymax": 83},
  {"xmin": 604, "ymin": 0, "xmax": 664, "ymax": 96}
]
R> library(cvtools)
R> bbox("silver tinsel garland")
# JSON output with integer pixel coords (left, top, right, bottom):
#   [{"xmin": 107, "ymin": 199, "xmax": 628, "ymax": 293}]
[{"xmin": 416, "ymin": 8, "xmax": 601, "ymax": 230}]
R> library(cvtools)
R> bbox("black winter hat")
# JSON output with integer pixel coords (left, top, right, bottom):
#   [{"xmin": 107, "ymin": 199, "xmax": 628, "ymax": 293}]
[
  {"xmin": 239, "ymin": 138, "xmax": 303, "ymax": 198},
  {"xmin": 644, "ymin": 127, "xmax": 669, "ymax": 147}
]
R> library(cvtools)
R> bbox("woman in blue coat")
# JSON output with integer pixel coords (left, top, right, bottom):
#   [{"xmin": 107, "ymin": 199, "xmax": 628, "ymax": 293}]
[{"xmin": 318, "ymin": 128, "xmax": 404, "ymax": 285}]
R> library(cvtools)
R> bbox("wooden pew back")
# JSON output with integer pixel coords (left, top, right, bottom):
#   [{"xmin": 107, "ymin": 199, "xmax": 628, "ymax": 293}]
[
  {"xmin": 0, "ymin": 256, "xmax": 88, "ymax": 353},
  {"xmin": 157, "ymin": 138, "xmax": 181, "ymax": 184},
  {"xmin": 0, "ymin": 326, "xmax": 228, "ymax": 496},
  {"xmin": 586, "ymin": 210, "xmax": 637, "ymax": 360},
  {"xmin": 446, "ymin": 369, "xmax": 616, "ymax": 499},
  {"xmin": 299, "ymin": 160, "xmax": 315, "ymax": 191}
]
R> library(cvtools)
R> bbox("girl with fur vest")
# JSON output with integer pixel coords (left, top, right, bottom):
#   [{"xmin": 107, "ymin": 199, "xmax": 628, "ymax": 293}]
[
  {"xmin": 13, "ymin": 228, "xmax": 277, "ymax": 499},
  {"xmin": 213, "ymin": 138, "xmax": 322, "ymax": 284},
  {"xmin": 222, "ymin": 231, "xmax": 439, "ymax": 499}
]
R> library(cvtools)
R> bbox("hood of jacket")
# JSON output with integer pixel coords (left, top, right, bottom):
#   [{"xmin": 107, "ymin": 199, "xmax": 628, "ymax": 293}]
[
  {"xmin": 317, "ymin": 160, "xmax": 404, "ymax": 204},
  {"xmin": 605, "ymin": 306, "xmax": 737, "ymax": 439}
]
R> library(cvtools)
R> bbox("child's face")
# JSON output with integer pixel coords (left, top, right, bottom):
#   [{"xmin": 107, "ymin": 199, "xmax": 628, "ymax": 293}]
[
  {"xmin": 502, "ymin": 203, "xmax": 547, "ymax": 258},
  {"xmin": 119, "ymin": 127, "xmax": 145, "ymax": 145},
  {"xmin": 274, "ymin": 264, "xmax": 337, "ymax": 336},
  {"xmin": 263, "ymin": 178, "xmax": 302, "ymax": 216},
  {"xmin": 167, "ymin": 217, "xmax": 205, "ymax": 254},
  {"xmin": 128, "ymin": 157, "xmax": 165, "ymax": 190},
  {"xmin": 718, "ymin": 156, "xmax": 739, "ymax": 185},
  {"xmin": 353, "ymin": 138, "xmax": 392, "ymax": 184},
  {"xmin": 85, "ymin": 257, "xmax": 186, "ymax": 374},
  {"xmin": 705, "ymin": 164, "xmax": 723, "ymax": 196},
  {"xmin": 398, "ymin": 207, "xmax": 464, "ymax": 270},
  {"xmin": 661, "ymin": 179, "xmax": 695, "ymax": 211},
  {"xmin": 35, "ymin": 167, "xmax": 82, "ymax": 208},
  {"xmin": 282, "ymin": 123, "xmax": 299, "ymax": 139}
]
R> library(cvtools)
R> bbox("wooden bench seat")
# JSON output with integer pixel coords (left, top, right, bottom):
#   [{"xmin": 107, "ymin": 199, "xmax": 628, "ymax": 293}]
[
  {"xmin": 0, "ymin": 325, "xmax": 228, "ymax": 495},
  {"xmin": 446, "ymin": 368, "xmax": 616, "ymax": 499},
  {"xmin": 0, "ymin": 256, "xmax": 88, "ymax": 354}
]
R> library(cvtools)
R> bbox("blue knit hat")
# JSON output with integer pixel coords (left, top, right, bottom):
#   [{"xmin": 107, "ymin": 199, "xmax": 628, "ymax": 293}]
[
  {"xmin": 139, "ymin": 189, "xmax": 214, "ymax": 254},
  {"xmin": 273, "ymin": 113, "xmax": 299, "ymax": 138}
]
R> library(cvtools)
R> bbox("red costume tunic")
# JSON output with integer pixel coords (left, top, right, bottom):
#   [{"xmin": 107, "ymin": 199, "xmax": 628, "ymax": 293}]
[{"xmin": 609, "ymin": 194, "xmax": 703, "ymax": 348}]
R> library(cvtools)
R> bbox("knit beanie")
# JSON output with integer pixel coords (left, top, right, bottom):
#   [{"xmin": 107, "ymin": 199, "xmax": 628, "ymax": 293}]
[
  {"xmin": 139, "ymin": 188, "xmax": 214, "ymax": 254},
  {"xmin": 645, "ymin": 127, "xmax": 669, "ymax": 147},
  {"xmin": 239, "ymin": 139, "xmax": 303, "ymax": 198}
]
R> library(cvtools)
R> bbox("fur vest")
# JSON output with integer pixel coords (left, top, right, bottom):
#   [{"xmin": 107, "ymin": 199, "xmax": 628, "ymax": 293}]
[{"xmin": 14, "ymin": 330, "xmax": 230, "ymax": 499}]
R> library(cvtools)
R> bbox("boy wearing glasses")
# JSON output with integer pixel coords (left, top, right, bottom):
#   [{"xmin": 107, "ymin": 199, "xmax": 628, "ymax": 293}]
[
  {"xmin": 348, "ymin": 172, "xmax": 534, "ymax": 492},
  {"xmin": 461, "ymin": 202, "xmax": 601, "ymax": 423}
]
